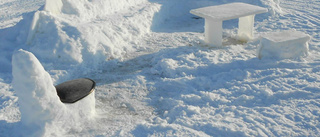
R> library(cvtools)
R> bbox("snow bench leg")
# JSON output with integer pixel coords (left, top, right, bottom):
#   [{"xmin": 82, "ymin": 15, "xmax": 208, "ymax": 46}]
[
  {"xmin": 238, "ymin": 15, "xmax": 255, "ymax": 41},
  {"xmin": 205, "ymin": 19, "xmax": 223, "ymax": 47}
]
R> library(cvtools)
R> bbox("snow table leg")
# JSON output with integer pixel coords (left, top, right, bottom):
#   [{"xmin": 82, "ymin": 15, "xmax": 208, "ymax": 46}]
[
  {"xmin": 205, "ymin": 19, "xmax": 223, "ymax": 47},
  {"xmin": 238, "ymin": 14, "xmax": 255, "ymax": 41}
]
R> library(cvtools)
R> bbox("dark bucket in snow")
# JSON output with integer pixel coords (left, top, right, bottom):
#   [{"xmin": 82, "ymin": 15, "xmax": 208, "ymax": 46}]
[{"xmin": 55, "ymin": 78, "xmax": 96, "ymax": 103}]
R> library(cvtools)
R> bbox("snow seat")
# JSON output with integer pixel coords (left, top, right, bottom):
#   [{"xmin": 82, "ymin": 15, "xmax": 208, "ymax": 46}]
[
  {"xmin": 258, "ymin": 30, "xmax": 311, "ymax": 59},
  {"xmin": 55, "ymin": 78, "xmax": 96, "ymax": 116},
  {"xmin": 190, "ymin": 2, "xmax": 268, "ymax": 47}
]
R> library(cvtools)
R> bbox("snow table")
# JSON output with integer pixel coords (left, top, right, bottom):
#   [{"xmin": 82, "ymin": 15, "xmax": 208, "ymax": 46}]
[
  {"xmin": 258, "ymin": 30, "xmax": 311, "ymax": 59},
  {"xmin": 190, "ymin": 2, "xmax": 268, "ymax": 47}
]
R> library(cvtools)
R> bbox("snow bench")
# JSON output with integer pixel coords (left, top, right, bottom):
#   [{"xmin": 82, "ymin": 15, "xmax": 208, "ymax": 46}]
[
  {"xmin": 258, "ymin": 30, "xmax": 311, "ymax": 59},
  {"xmin": 190, "ymin": 2, "xmax": 268, "ymax": 47}
]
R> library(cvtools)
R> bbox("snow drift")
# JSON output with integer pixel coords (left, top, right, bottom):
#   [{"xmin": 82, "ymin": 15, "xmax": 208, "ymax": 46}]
[{"xmin": 26, "ymin": 0, "xmax": 160, "ymax": 67}]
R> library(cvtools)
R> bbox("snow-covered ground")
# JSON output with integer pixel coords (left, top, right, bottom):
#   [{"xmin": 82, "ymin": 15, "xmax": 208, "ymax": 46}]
[{"xmin": 1, "ymin": 0, "xmax": 320, "ymax": 136}]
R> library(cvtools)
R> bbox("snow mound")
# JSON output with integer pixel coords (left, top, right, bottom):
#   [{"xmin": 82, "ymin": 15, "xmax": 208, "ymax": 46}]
[
  {"xmin": 25, "ymin": 0, "xmax": 160, "ymax": 68},
  {"xmin": 27, "ymin": 11, "xmax": 83, "ymax": 64},
  {"xmin": 11, "ymin": 49, "xmax": 66, "ymax": 135}
]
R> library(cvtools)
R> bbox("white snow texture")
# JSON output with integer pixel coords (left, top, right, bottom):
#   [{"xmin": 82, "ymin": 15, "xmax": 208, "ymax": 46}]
[{"xmin": 1, "ymin": 0, "xmax": 320, "ymax": 136}]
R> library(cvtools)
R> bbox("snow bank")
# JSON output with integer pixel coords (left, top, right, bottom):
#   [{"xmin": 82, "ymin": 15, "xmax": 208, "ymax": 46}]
[
  {"xmin": 11, "ymin": 49, "xmax": 66, "ymax": 135},
  {"xmin": 26, "ymin": 11, "xmax": 83, "ymax": 64},
  {"xmin": 25, "ymin": 0, "xmax": 159, "ymax": 69},
  {"xmin": 60, "ymin": 0, "xmax": 148, "ymax": 19}
]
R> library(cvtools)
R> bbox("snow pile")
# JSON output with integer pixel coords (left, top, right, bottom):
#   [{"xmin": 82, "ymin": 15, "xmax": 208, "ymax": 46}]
[
  {"xmin": 26, "ymin": 0, "xmax": 160, "ymax": 68},
  {"xmin": 11, "ymin": 49, "xmax": 66, "ymax": 136},
  {"xmin": 26, "ymin": 10, "xmax": 84, "ymax": 64}
]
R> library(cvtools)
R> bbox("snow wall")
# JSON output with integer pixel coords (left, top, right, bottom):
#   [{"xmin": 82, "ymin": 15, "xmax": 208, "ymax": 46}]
[{"xmin": 26, "ymin": 0, "xmax": 159, "ymax": 69}]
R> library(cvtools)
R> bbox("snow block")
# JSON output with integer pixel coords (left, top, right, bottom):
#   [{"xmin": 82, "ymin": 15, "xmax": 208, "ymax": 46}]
[
  {"xmin": 55, "ymin": 78, "xmax": 96, "ymax": 117},
  {"xmin": 205, "ymin": 19, "xmax": 222, "ymax": 47},
  {"xmin": 44, "ymin": 0, "xmax": 63, "ymax": 15},
  {"xmin": 238, "ymin": 15, "xmax": 255, "ymax": 41},
  {"xmin": 258, "ymin": 30, "xmax": 311, "ymax": 59},
  {"xmin": 64, "ymin": 92, "xmax": 95, "ymax": 117},
  {"xmin": 26, "ymin": 11, "xmax": 40, "ymax": 45},
  {"xmin": 12, "ymin": 49, "xmax": 65, "ymax": 129}
]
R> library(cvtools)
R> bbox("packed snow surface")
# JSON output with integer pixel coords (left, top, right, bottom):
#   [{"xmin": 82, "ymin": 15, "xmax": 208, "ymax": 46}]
[{"xmin": 1, "ymin": 0, "xmax": 320, "ymax": 136}]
